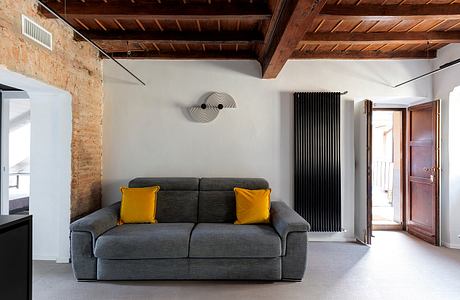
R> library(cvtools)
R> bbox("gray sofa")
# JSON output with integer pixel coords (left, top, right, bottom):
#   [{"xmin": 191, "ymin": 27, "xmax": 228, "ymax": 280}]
[{"xmin": 70, "ymin": 178, "xmax": 310, "ymax": 281}]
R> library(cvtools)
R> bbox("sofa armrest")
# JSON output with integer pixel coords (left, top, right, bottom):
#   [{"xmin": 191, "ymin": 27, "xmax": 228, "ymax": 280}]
[
  {"xmin": 70, "ymin": 202, "xmax": 120, "ymax": 242},
  {"xmin": 270, "ymin": 201, "xmax": 310, "ymax": 255}
]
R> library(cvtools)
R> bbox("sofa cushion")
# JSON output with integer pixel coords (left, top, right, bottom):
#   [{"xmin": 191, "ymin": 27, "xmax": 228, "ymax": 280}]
[
  {"xmin": 198, "ymin": 191, "xmax": 236, "ymax": 223},
  {"xmin": 129, "ymin": 178, "xmax": 199, "ymax": 223},
  {"xmin": 119, "ymin": 186, "xmax": 159, "ymax": 224},
  {"xmin": 189, "ymin": 223, "xmax": 282, "ymax": 258},
  {"xmin": 200, "ymin": 178, "xmax": 269, "ymax": 191},
  {"xmin": 155, "ymin": 191, "xmax": 198, "ymax": 223},
  {"xmin": 198, "ymin": 178, "xmax": 269, "ymax": 223},
  {"xmin": 129, "ymin": 177, "xmax": 199, "ymax": 191},
  {"xmin": 234, "ymin": 187, "xmax": 271, "ymax": 225},
  {"xmin": 94, "ymin": 223, "xmax": 194, "ymax": 259}
]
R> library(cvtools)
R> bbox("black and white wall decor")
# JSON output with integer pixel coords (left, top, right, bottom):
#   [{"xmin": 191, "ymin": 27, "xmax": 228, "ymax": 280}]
[{"xmin": 188, "ymin": 92, "xmax": 237, "ymax": 123}]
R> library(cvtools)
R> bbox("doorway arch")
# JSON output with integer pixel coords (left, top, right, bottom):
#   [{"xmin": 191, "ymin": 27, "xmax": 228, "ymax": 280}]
[{"xmin": 0, "ymin": 68, "xmax": 72, "ymax": 262}]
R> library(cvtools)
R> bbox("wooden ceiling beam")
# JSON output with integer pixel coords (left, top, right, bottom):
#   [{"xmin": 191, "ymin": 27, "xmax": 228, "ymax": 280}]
[
  {"xmin": 106, "ymin": 50, "xmax": 256, "ymax": 59},
  {"xmin": 74, "ymin": 31, "xmax": 264, "ymax": 45},
  {"xmin": 302, "ymin": 31, "xmax": 460, "ymax": 44},
  {"xmin": 260, "ymin": 0, "xmax": 328, "ymax": 79},
  {"xmin": 38, "ymin": 1, "xmax": 272, "ymax": 20},
  {"xmin": 319, "ymin": 4, "xmax": 460, "ymax": 20},
  {"xmin": 291, "ymin": 50, "xmax": 437, "ymax": 59}
]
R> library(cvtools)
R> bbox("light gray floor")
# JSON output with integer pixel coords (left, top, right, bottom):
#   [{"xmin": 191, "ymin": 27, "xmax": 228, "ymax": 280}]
[{"xmin": 34, "ymin": 231, "xmax": 460, "ymax": 300}]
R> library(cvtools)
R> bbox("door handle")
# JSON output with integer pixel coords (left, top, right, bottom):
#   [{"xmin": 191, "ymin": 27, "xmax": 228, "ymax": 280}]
[{"xmin": 430, "ymin": 175, "xmax": 434, "ymax": 183}]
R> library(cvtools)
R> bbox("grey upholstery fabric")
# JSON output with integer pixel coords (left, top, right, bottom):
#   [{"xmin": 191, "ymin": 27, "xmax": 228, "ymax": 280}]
[
  {"xmin": 70, "ymin": 178, "xmax": 309, "ymax": 281},
  {"xmin": 189, "ymin": 258, "xmax": 281, "ymax": 280},
  {"xmin": 200, "ymin": 178, "xmax": 269, "ymax": 191},
  {"xmin": 95, "ymin": 223, "xmax": 195, "ymax": 259},
  {"xmin": 70, "ymin": 202, "xmax": 120, "ymax": 243},
  {"xmin": 97, "ymin": 258, "xmax": 281, "ymax": 280},
  {"xmin": 129, "ymin": 177, "xmax": 199, "ymax": 190},
  {"xmin": 198, "ymin": 178, "xmax": 269, "ymax": 223},
  {"xmin": 189, "ymin": 223, "xmax": 281, "ymax": 258},
  {"xmin": 129, "ymin": 178, "xmax": 199, "ymax": 223},
  {"xmin": 270, "ymin": 201, "xmax": 310, "ymax": 255},
  {"xmin": 71, "ymin": 231, "xmax": 97, "ymax": 280},
  {"xmin": 156, "ymin": 191, "xmax": 198, "ymax": 223},
  {"xmin": 282, "ymin": 231, "xmax": 308, "ymax": 281},
  {"xmin": 97, "ymin": 259, "xmax": 189, "ymax": 280},
  {"xmin": 198, "ymin": 191, "xmax": 235, "ymax": 223}
]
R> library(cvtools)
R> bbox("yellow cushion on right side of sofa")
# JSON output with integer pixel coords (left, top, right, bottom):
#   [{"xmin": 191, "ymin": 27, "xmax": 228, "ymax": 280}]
[
  {"xmin": 119, "ymin": 186, "xmax": 160, "ymax": 224},
  {"xmin": 234, "ymin": 187, "xmax": 271, "ymax": 225}
]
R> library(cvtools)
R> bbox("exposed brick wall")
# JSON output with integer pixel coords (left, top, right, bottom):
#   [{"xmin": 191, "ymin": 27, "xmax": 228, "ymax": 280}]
[{"xmin": 0, "ymin": 0, "xmax": 103, "ymax": 219}]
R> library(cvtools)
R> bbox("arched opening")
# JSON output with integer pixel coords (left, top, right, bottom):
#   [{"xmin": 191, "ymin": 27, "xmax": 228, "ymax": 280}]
[{"xmin": 0, "ymin": 69, "xmax": 72, "ymax": 262}]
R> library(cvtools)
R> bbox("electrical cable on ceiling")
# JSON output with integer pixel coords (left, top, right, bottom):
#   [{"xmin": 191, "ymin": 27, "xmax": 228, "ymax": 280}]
[
  {"xmin": 37, "ymin": 1, "xmax": 146, "ymax": 86},
  {"xmin": 394, "ymin": 57, "xmax": 460, "ymax": 88}
]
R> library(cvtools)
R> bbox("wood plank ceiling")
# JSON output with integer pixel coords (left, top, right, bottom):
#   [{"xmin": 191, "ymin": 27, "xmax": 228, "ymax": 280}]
[{"xmin": 39, "ymin": 0, "xmax": 460, "ymax": 78}]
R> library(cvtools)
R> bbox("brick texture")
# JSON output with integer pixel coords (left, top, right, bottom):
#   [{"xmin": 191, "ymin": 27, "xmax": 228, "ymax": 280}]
[{"xmin": 0, "ymin": 0, "xmax": 103, "ymax": 219}]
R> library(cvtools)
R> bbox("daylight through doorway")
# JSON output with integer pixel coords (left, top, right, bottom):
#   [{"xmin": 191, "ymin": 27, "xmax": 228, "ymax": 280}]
[{"xmin": 372, "ymin": 110, "xmax": 403, "ymax": 230}]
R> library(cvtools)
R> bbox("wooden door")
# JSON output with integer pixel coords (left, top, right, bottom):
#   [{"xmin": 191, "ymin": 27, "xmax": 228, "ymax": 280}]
[
  {"xmin": 365, "ymin": 100, "xmax": 373, "ymax": 244},
  {"xmin": 406, "ymin": 101, "xmax": 440, "ymax": 245},
  {"xmin": 354, "ymin": 100, "xmax": 372, "ymax": 245}
]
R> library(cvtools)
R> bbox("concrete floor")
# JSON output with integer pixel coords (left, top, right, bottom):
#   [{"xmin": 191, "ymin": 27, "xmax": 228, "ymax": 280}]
[{"xmin": 33, "ymin": 231, "xmax": 460, "ymax": 300}]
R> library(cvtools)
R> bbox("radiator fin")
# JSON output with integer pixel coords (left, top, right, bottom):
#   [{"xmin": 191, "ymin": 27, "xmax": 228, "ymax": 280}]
[{"xmin": 294, "ymin": 92, "xmax": 341, "ymax": 232}]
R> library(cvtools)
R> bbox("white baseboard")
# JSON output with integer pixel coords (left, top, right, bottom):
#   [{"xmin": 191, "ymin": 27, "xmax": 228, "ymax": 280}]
[
  {"xmin": 309, "ymin": 237, "xmax": 356, "ymax": 242},
  {"xmin": 33, "ymin": 255, "xmax": 56, "ymax": 261},
  {"xmin": 56, "ymin": 256, "xmax": 70, "ymax": 263},
  {"xmin": 308, "ymin": 232, "xmax": 356, "ymax": 242},
  {"xmin": 442, "ymin": 241, "xmax": 460, "ymax": 249},
  {"xmin": 33, "ymin": 255, "xmax": 70, "ymax": 263}
]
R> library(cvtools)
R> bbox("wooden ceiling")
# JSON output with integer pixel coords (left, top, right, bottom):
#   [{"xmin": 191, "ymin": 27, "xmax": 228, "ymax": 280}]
[{"xmin": 39, "ymin": 0, "xmax": 460, "ymax": 78}]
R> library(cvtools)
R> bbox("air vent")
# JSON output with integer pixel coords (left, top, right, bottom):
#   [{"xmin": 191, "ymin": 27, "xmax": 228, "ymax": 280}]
[{"xmin": 22, "ymin": 15, "xmax": 52, "ymax": 50}]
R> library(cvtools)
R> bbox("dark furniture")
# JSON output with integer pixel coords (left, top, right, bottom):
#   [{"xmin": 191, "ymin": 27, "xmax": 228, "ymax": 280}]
[
  {"xmin": 0, "ymin": 215, "xmax": 32, "ymax": 300},
  {"xmin": 70, "ymin": 178, "xmax": 310, "ymax": 281},
  {"xmin": 294, "ymin": 92, "xmax": 341, "ymax": 232}
]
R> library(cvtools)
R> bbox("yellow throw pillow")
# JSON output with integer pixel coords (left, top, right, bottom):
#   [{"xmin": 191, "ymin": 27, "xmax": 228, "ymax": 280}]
[
  {"xmin": 234, "ymin": 187, "xmax": 271, "ymax": 225},
  {"xmin": 119, "ymin": 186, "xmax": 160, "ymax": 224}
]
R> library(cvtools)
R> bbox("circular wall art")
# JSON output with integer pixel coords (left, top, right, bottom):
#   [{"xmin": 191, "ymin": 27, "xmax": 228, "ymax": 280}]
[{"xmin": 188, "ymin": 92, "xmax": 237, "ymax": 123}]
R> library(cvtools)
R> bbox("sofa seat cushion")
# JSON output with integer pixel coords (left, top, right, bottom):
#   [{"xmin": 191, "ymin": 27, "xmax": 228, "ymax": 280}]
[
  {"xmin": 94, "ymin": 223, "xmax": 194, "ymax": 259},
  {"xmin": 189, "ymin": 223, "xmax": 282, "ymax": 258}
]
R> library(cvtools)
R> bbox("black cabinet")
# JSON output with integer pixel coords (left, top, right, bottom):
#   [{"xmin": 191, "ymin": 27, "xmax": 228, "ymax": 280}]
[{"xmin": 0, "ymin": 215, "xmax": 32, "ymax": 300}]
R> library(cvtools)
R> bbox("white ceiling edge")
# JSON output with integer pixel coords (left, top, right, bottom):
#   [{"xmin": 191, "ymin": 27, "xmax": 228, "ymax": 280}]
[{"xmin": 355, "ymin": 96, "xmax": 430, "ymax": 108}]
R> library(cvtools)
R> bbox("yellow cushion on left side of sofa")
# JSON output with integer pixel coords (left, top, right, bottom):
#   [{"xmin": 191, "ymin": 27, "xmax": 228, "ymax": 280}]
[
  {"xmin": 234, "ymin": 187, "xmax": 271, "ymax": 225},
  {"xmin": 119, "ymin": 186, "xmax": 160, "ymax": 224}
]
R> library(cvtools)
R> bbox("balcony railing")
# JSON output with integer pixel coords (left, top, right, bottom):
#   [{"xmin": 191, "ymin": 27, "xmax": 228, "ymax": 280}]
[{"xmin": 372, "ymin": 161, "xmax": 394, "ymax": 193}]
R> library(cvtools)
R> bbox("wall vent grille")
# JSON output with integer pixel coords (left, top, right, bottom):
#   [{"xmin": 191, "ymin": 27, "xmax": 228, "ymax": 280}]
[{"xmin": 22, "ymin": 15, "xmax": 52, "ymax": 51}]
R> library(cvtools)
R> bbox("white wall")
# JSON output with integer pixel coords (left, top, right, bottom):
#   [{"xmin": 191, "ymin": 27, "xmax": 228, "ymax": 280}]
[
  {"xmin": 0, "ymin": 68, "xmax": 72, "ymax": 262},
  {"xmin": 103, "ymin": 59, "xmax": 432, "ymax": 241},
  {"xmin": 433, "ymin": 44, "xmax": 460, "ymax": 249}
]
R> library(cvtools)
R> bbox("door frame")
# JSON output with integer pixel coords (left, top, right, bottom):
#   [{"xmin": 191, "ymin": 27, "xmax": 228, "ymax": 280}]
[
  {"xmin": 372, "ymin": 108, "xmax": 407, "ymax": 231},
  {"xmin": 1, "ymin": 68, "xmax": 73, "ymax": 262},
  {"xmin": 405, "ymin": 100, "xmax": 440, "ymax": 245},
  {"xmin": 0, "ymin": 96, "xmax": 10, "ymax": 215},
  {"xmin": 365, "ymin": 100, "xmax": 372, "ymax": 244}
]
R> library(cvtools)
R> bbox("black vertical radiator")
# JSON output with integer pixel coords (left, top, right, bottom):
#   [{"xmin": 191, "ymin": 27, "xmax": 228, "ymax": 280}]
[{"xmin": 294, "ymin": 92, "xmax": 341, "ymax": 232}]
